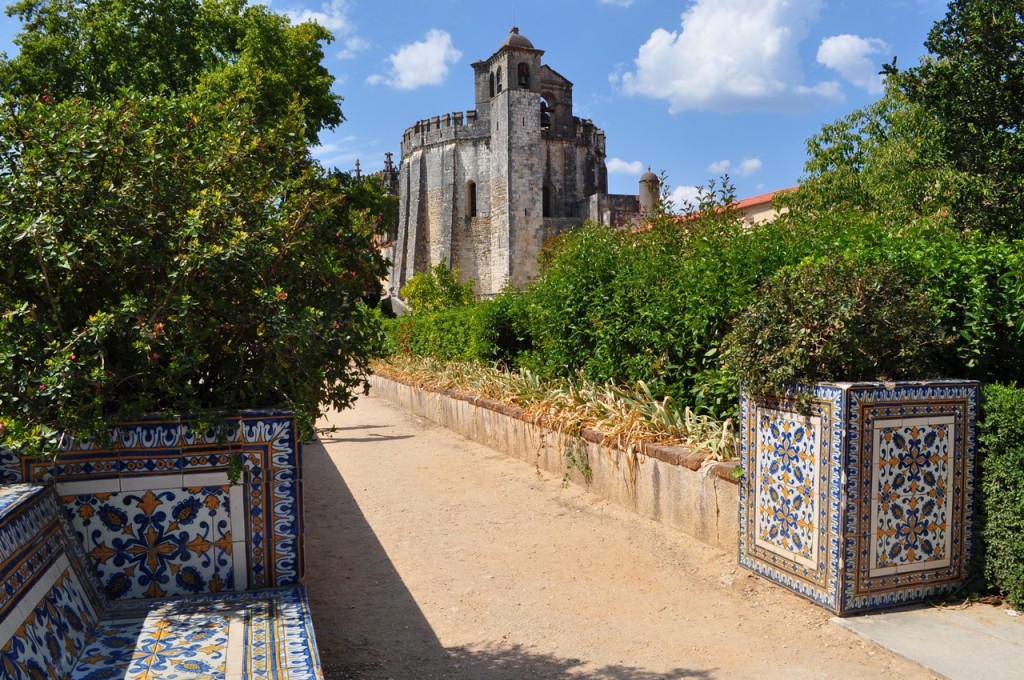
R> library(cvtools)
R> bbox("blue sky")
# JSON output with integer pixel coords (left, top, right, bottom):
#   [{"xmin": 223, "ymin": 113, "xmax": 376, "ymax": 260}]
[{"xmin": 0, "ymin": 0, "xmax": 950, "ymax": 205}]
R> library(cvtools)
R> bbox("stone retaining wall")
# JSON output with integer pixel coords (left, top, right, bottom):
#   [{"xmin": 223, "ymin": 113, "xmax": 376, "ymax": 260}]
[{"xmin": 368, "ymin": 374, "xmax": 740, "ymax": 551}]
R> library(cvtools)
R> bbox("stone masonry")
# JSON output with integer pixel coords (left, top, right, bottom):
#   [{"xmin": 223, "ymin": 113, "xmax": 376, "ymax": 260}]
[{"xmin": 389, "ymin": 27, "xmax": 648, "ymax": 298}]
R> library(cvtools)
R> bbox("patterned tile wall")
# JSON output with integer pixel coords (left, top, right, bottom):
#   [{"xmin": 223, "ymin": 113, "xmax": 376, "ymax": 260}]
[
  {"xmin": 0, "ymin": 485, "xmax": 104, "ymax": 678},
  {"xmin": 0, "ymin": 483, "xmax": 323, "ymax": 678},
  {"xmin": 739, "ymin": 382, "xmax": 978, "ymax": 615},
  {"xmin": 5, "ymin": 411, "xmax": 303, "ymax": 600}
]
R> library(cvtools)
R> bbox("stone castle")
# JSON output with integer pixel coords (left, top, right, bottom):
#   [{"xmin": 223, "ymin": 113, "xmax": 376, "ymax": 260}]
[{"xmin": 388, "ymin": 27, "xmax": 658, "ymax": 298}]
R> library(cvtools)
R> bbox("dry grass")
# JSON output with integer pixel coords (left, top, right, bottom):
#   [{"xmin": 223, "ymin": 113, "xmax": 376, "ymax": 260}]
[{"xmin": 370, "ymin": 356, "xmax": 738, "ymax": 461}]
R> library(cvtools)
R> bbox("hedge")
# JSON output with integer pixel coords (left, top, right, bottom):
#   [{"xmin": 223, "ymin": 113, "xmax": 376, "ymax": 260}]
[{"xmin": 978, "ymin": 383, "xmax": 1024, "ymax": 608}]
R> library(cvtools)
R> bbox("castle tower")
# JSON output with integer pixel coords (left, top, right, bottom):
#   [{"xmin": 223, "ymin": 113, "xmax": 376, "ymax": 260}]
[
  {"xmin": 476, "ymin": 28, "xmax": 544, "ymax": 288},
  {"xmin": 391, "ymin": 27, "xmax": 620, "ymax": 299}
]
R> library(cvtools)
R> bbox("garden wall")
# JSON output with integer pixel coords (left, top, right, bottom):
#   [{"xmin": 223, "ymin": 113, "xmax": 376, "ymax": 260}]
[{"xmin": 369, "ymin": 374, "xmax": 740, "ymax": 551}]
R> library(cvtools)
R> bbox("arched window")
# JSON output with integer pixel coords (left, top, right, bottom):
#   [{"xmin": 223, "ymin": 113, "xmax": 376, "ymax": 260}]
[
  {"xmin": 540, "ymin": 97, "xmax": 552, "ymax": 130},
  {"xmin": 496, "ymin": 67, "xmax": 503, "ymax": 93},
  {"xmin": 489, "ymin": 73, "xmax": 495, "ymax": 98},
  {"xmin": 518, "ymin": 63, "xmax": 530, "ymax": 88},
  {"xmin": 467, "ymin": 181, "xmax": 478, "ymax": 218},
  {"xmin": 542, "ymin": 184, "xmax": 553, "ymax": 218}
]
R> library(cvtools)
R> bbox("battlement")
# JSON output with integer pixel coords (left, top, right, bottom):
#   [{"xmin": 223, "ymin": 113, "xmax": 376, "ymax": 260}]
[{"xmin": 401, "ymin": 110, "xmax": 487, "ymax": 155}]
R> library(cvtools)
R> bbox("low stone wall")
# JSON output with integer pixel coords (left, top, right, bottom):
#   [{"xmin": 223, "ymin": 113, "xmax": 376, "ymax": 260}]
[{"xmin": 368, "ymin": 374, "xmax": 740, "ymax": 551}]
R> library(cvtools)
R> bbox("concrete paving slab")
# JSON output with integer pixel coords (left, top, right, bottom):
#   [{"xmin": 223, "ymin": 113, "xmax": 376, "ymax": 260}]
[{"xmin": 833, "ymin": 604, "xmax": 1024, "ymax": 680}]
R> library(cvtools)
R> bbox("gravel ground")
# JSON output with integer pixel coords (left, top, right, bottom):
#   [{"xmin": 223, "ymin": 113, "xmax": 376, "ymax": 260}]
[{"xmin": 304, "ymin": 393, "xmax": 937, "ymax": 679}]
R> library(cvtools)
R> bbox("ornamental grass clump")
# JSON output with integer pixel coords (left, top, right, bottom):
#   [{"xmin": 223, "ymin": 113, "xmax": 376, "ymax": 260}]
[
  {"xmin": 0, "ymin": 93, "xmax": 388, "ymax": 456},
  {"xmin": 373, "ymin": 356, "xmax": 738, "ymax": 460}
]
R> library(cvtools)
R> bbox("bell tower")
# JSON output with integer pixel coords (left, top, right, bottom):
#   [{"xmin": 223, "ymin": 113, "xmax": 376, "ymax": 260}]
[{"xmin": 473, "ymin": 27, "xmax": 545, "ymax": 288}]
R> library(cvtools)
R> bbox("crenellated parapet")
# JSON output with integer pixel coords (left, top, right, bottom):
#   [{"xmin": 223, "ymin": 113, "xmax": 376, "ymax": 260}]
[
  {"xmin": 570, "ymin": 117, "xmax": 606, "ymax": 154},
  {"xmin": 401, "ymin": 110, "xmax": 488, "ymax": 156}
]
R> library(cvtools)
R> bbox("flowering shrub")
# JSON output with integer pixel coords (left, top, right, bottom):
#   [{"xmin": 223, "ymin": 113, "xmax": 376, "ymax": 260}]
[{"xmin": 0, "ymin": 93, "xmax": 387, "ymax": 455}]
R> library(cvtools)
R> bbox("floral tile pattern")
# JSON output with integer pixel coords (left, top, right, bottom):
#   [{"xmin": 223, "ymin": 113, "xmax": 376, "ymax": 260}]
[
  {"xmin": 0, "ymin": 567, "xmax": 98, "ymax": 678},
  {"xmin": 740, "ymin": 381, "xmax": 978, "ymax": 615},
  {"xmin": 754, "ymin": 409, "xmax": 821, "ymax": 569},
  {"xmin": 0, "ymin": 486, "xmax": 104, "ymax": 671},
  {"xmin": 62, "ymin": 485, "xmax": 234, "ymax": 600},
  {"xmin": 870, "ymin": 418, "xmax": 953, "ymax": 575},
  {"xmin": 9, "ymin": 412, "xmax": 302, "ymax": 599}
]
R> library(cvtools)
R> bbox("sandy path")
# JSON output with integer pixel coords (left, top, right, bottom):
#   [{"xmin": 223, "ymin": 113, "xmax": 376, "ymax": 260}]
[{"xmin": 305, "ymin": 393, "xmax": 936, "ymax": 679}]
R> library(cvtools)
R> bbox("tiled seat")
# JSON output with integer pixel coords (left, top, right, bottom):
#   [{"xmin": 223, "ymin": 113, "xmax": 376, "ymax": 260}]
[
  {"xmin": 0, "ymin": 484, "xmax": 324, "ymax": 679},
  {"xmin": 75, "ymin": 586, "xmax": 321, "ymax": 679}
]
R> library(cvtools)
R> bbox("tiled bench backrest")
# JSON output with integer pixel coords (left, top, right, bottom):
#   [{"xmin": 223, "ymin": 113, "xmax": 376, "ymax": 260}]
[
  {"xmin": 0, "ymin": 411, "xmax": 304, "ymax": 601},
  {"xmin": 0, "ymin": 484, "xmax": 105, "ymax": 677}
]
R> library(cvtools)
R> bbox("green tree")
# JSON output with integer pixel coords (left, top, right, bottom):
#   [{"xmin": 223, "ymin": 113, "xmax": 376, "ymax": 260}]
[
  {"xmin": 0, "ymin": 92, "xmax": 387, "ymax": 455},
  {"xmin": 0, "ymin": 0, "xmax": 341, "ymax": 143},
  {"xmin": 789, "ymin": 83, "xmax": 957, "ymax": 224},
  {"xmin": 889, "ymin": 0, "xmax": 1024, "ymax": 236}
]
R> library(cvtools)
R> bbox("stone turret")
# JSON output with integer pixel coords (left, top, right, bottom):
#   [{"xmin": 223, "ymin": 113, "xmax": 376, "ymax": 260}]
[{"xmin": 640, "ymin": 167, "xmax": 660, "ymax": 213}]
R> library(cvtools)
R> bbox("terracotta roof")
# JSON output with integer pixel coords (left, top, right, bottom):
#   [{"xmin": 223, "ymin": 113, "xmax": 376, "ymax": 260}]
[
  {"xmin": 629, "ymin": 185, "xmax": 799, "ymax": 233},
  {"xmin": 732, "ymin": 186, "xmax": 797, "ymax": 211}
]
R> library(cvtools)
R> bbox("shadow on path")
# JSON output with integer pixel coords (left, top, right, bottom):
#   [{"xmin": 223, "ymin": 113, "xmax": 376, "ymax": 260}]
[{"xmin": 303, "ymin": 432, "xmax": 710, "ymax": 679}]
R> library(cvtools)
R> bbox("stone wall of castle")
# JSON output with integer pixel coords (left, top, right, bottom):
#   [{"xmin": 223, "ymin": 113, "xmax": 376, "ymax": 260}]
[{"xmin": 390, "ymin": 29, "xmax": 631, "ymax": 299}]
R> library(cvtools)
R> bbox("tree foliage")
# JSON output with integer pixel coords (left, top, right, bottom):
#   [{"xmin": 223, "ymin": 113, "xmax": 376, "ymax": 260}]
[
  {"xmin": 893, "ymin": 0, "xmax": 1024, "ymax": 236},
  {"xmin": 789, "ymin": 83, "xmax": 957, "ymax": 224},
  {"xmin": 0, "ymin": 0, "xmax": 341, "ymax": 143},
  {"xmin": 0, "ymin": 93, "xmax": 387, "ymax": 454}
]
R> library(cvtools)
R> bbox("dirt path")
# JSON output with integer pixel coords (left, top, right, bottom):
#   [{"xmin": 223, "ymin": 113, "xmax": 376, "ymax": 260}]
[{"xmin": 305, "ymin": 393, "xmax": 936, "ymax": 679}]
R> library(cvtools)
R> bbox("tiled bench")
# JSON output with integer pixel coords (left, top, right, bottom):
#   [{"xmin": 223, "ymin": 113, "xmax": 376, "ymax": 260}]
[{"xmin": 0, "ymin": 483, "xmax": 324, "ymax": 679}]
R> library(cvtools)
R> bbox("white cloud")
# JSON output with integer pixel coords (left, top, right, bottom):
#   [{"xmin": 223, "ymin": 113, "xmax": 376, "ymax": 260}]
[
  {"xmin": 817, "ymin": 34, "xmax": 890, "ymax": 94},
  {"xmin": 339, "ymin": 36, "xmax": 371, "ymax": 60},
  {"xmin": 669, "ymin": 185, "xmax": 701, "ymax": 210},
  {"xmin": 736, "ymin": 158, "xmax": 763, "ymax": 176},
  {"xmin": 369, "ymin": 30, "xmax": 462, "ymax": 90},
  {"xmin": 705, "ymin": 158, "xmax": 763, "ymax": 177},
  {"xmin": 600, "ymin": 0, "xmax": 636, "ymax": 6},
  {"xmin": 285, "ymin": 0, "xmax": 353, "ymax": 33},
  {"xmin": 607, "ymin": 158, "xmax": 645, "ymax": 175},
  {"xmin": 284, "ymin": 1, "xmax": 373, "ymax": 63},
  {"xmin": 619, "ymin": 0, "xmax": 842, "ymax": 112},
  {"xmin": 707, "ymin": 160, "xmax": 731, "ymax": 174}
]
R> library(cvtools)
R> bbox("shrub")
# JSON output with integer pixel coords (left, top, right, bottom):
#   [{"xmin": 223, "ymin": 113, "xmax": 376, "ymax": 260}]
[
  {"xmin": 516, "ymin": 185, "xmax": 837, "ymax": 416},
  {"xmin": 722, "ymin": 253, "xmax": 948, "ymax": 396},
  {"xmin": 978, "ymin": 383, "xmax": 1024, "ymax": 609},
  {"xmin": 0, "ymin": 93, "xmax": 387, "ymax": 455},
  {"xmin": 400, "ymin": 262, "xmax": 475, "ymax": 314}
]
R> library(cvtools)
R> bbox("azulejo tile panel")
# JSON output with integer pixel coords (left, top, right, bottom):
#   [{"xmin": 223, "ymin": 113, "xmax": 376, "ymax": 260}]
[
  {"xmin": 11, "ymin": 411, "xmax": 303, "ymax": 599},
  {"xmin": 739, "ymin": 381, "xmax": 978, "ymax": 615},
  {"xmin": 0, "ymin": 564, "xmax": 97, "ymax": 677},
  {"xmin": 843, "ymin": 384, "xmax": 976, "ymax": 612},
  {"xmin": 739, "ymin": 386, "xmax": 843, "ymax": 610},
  {"xmin": 62, "ymin": 484, "xmax": 235, "ymax": 600},
  {"xmin": 0, "ymin": 485, "xmax": 104, "ymax": 678}
]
